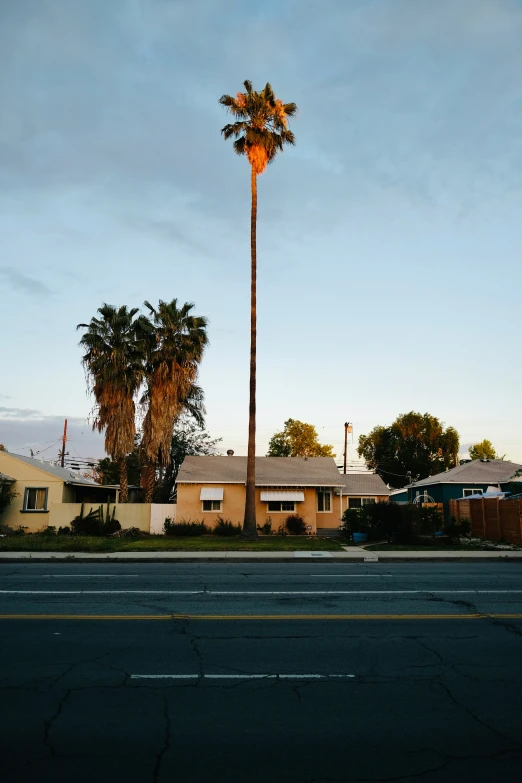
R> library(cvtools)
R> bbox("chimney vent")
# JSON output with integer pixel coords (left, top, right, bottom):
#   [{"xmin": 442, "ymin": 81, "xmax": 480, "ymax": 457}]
[{"xmin": 227, "ymin": 450, "xmax": 234, "ymax": 457}]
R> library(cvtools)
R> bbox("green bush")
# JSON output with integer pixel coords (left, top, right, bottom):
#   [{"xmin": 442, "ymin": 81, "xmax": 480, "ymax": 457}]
[
  {"xmin": 213, "ymin": 517, "xmax": 242, "ymax": 536},
  {"xmin": 71, "ymin": 503, "xmax": 121, "ymax": 535},
  {"xmin": 285, "ymin": 514, "xmax": 306, "ymax": 535},
  {"xmin": 257, "ymin": 518, "xmax": 273, "ymax": 535},
  {"xmin": 0, "ymin": 524, "xmax": 27, "ymax": 537},
  {"xmin": 58, "ymin": 526, "xmax": 71, "ymax": 535},
  {"xmin": 342, "ymin": 508, "xmax": 370, "ymax": 535},
  {"xmin": 164, "ymin": 519, "xmax": 209, "ymax": 536},
  {"xmin": 41, "ymin": 526, "xmax": 57, "ymax": 536}
]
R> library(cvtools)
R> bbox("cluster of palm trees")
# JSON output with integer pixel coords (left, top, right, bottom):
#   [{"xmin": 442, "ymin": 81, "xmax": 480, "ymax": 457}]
[
  {"xmin": 77, "ymin": 300, "xmax": 208, "ymax": 503},
  {"xmin": 77, "ymin": 79, "xmax": 296, "ymax": 535}
]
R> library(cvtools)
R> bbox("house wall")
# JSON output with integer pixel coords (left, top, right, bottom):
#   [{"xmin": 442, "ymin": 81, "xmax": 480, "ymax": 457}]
[
  {"xmin": 45, "ymin": 502, "xmax": 152, "ymax": 532},
  {"xmin": 176, "ymin": 484, "xmax": 343, "ymax": 532},
  {"xmin": 0, "ymin": 452, "xmax": 68, "ymax": 532},
  {"xmin": 408, "ymin": 484, "xmax": 493, "ymax": 519}
]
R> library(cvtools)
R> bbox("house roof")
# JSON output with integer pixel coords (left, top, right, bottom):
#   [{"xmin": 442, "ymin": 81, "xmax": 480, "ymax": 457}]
[
  {"xmin": 177, "ymin": 456, "xmax": 344, "ymax": 487},
  {"xmin": 409, "ymin": 459, "xmax": 522, "ymax": 489},
  {"xmin": 338, "ymin": 473, "xmax": 390, "ymax": 496},
  {"xmin": 4, "ymin": 453, "xmax": 101, "ymax": 486}
]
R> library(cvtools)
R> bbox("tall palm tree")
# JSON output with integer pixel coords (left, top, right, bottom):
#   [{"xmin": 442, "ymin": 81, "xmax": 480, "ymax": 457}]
[
  {"xmin": 219, "ymin": 80, "xmax": 297, "ymax": 537},
  {"xmin": 140, "ymin": 299, "xmax": 208, "ymax": 502},
  {"xmin": 77, "ymin": 305, "xmax": 146, "ymax": 503}
]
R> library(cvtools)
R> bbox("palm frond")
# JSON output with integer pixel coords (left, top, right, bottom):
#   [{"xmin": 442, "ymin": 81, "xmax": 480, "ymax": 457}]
[{"xmin": 219, "ymin": 81, "xmax": 297, "ymax": 174}]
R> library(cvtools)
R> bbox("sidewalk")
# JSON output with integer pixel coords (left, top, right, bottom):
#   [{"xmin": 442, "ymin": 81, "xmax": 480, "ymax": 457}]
[{"xmin": 1, "ymin": 549, "xmax": 522, "ymax": 562}]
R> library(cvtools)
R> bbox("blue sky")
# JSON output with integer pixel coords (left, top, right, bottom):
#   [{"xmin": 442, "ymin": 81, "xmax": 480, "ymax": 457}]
[{"xmin": 0, "ymin": 0, "xmax": 521, "ymax": 464}]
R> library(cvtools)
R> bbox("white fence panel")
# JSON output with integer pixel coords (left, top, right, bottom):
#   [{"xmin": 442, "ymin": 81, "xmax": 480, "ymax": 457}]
[{"xmin": 150, "ymin": 503, "xmax": 176, "ymax": 535}]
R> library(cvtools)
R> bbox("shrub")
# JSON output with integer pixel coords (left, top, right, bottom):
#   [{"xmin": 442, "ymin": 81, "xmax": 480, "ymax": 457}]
[
  {"xmin": 285, "ymin": 514, "xmax": 306, "ymax": 535},
  {"xmin": 0, "ymin": 524, "xmax": 26, "ymax": 537},
  {"xmin": 459, "ymin": 517, "xmax": 472, "ymax": 537},
  {"xmin": 257, "ymin": 518, "xmax": 273, "ymax": 535},
  {"xmin": 71, "ymin": 506, "xmax": 101, "ymax": 535},
  {"xmin": 41, "ymin": 526, "xmax": 57, "ymax": 536},
  {"xmin": 213, "ymin": 517, "xmax": 242, "ymax": 536},
  {"xmin": 0, "ymin": 480, "xmax": 18, "ymax": 516},
  {"xmin": 164, "ymin": 519, "xmax": 209, "ymax": 536},
  {"xmin": 71, "ymin": 503, "xmax": 121, "ymax": 535},
  {"xmin": 58, "ymin": 526, "xmax": 71, "ymax": 535},
  {"xmin": 417, "ymin": 506, "xmax": 443, "ymax": 536},
  {"xmin": 342, "ymin": 508, "xmax": 370, "ymax": 535},
  {"xmin": 444, "ymin": 516, "xmax": 471, "ymax": 543}
]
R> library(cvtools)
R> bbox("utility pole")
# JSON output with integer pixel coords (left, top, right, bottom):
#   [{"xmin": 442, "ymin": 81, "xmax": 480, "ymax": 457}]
[
  {"xmin": 60, "ymin": 419, "xmax": 68, "ymax": 468},
  {"xmin": 343, "ymin": 422, "xmax": 353, "ymax": 475}
]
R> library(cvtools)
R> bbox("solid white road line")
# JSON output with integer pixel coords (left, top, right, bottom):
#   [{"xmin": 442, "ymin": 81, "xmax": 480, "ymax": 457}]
[
  {"xmin": 2, "ymin": 589, "xmax": 522, "ymax": 595},
  {"xmin": 130, "ymin": 673, "xmax": 356, "ymax": 680}
]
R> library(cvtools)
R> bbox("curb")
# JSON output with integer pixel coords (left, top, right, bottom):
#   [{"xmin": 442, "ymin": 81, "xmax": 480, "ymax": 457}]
[{"xmin": 1, "ymin": 551, "xmax": 522, "ymax": 564}]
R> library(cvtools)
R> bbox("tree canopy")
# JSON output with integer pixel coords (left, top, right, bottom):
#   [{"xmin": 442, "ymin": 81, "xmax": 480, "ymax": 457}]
[
  {"xmin": 468, "ymin": 439, "xmax": 501, "ymax": 460},
  {"xmin": 219, "ymin": 80, "xmax": 297, "ymax": 175},
  {"xmin": 267, "ymin": 419, "xmax": 335, "ymax": 458},
  {"xmin": 153, "ymin": 419, "xmax": 221, "ymax": 503},
  {"xmin": 357, "ymin": 412, "xmax": 460, "ymax": 488}
]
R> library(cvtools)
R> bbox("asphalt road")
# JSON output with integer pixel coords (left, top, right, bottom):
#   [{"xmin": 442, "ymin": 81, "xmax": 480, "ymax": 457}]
[{"xmin": 1, "ymin": 562, "xmax": 522, "ymax": 783}]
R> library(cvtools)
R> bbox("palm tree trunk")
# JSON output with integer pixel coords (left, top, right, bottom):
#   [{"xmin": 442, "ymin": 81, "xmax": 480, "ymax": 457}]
[
  {"xmin": 119, "ymin": 456, "xmax": 128, "ymax": 503},
  {"xmin": 243, "ymin": 165, "xmax": 258, "ymax": 538},
  {"xmin": 144, "ymin": 462, "xmax": 156, "ymax": 503}
]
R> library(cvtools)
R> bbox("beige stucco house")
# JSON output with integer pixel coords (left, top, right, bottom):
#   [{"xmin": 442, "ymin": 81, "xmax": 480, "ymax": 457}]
[
  {"xmin": 0, "ymin": 451, "xmax": 150, "ymax": 532},
  {"xmin": 339, "ymin": 473, "xmax": 390, "ymax": 513},
  {"xmin": 176, "ymin": 455, "xmax": 345, "ymax": 532}
]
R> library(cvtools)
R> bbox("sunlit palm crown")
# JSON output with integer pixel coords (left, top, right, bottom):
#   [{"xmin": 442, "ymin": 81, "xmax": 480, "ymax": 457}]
[{"xmin": 219, "ymin": 80, "xmax": 297, "ymax": 174}]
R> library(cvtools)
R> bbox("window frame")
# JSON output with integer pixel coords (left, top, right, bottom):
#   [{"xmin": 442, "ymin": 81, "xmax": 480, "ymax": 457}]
[
  {"xmin": 317, "ymin": 490, "xmax": 332, "ymax": 513},
  {"xmin": 202, "ymin": 499, "xmax": 222, "ymax": 512},
  {"xmin": 463, "ymin": 488, "xmax": 483, "ymax": 498},
  {"xmin": 348, "ymin": 497, "xmax": 362, "ymax": 509},
  {"xmin": 22, "ymin": 487, "xmax": 49, "ymax": 513},
  {"xmin": 362, "ymin": 497, "xmax": 376, "ymax": 506},
  {"xmin": 266, "ymin": 500, "xmax": 296, "ymax": 513}
]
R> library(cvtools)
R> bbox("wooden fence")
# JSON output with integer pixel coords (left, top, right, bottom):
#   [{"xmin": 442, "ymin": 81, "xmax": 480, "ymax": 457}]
[{"xmin": 449, "ymin": 498, "xmax": 522, "ymax": 546}]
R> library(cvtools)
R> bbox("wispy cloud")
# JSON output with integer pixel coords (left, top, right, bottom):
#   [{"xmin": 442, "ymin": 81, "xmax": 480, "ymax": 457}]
[
  {"xmin": 0, "ymin": 407, "xmax": 47, "ymax": 420},
  {"xmin": 0, "ymin": 267, "xmax": 52, "ymax": 296}
]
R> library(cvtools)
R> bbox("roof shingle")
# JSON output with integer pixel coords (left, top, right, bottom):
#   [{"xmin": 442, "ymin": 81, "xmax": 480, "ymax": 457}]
[
  {"xmin": 176, "ymin": 456, "xmax": 343, "ymax": 487},
  {"xmin": 338, "ymin": 473, "xmax": 390, "ymax": 496},
  {"xmin": 410, "ymin": 459, "xmax": 522, "ymax": 488}
]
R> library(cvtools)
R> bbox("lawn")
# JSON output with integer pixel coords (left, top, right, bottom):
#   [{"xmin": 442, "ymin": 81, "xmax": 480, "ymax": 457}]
[
  {"xmin": 0, "ymin": 534, "xmax": 344, "ymax": 552},
  {"xmin": 364, "ymin": 540, "xmax": 520, "ymax": 552}
]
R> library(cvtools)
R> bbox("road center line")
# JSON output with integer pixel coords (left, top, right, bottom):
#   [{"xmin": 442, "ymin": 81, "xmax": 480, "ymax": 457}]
[{"xmin": 131, "ymin": 673, "xmax": 356, "ymax": 680}]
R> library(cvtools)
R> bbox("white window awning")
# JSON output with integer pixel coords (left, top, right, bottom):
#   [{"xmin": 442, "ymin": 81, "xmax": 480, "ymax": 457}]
[
  {"xmin": 260, "ymin": 491, "xmax": 305, "ymax": 502},
  {"xmin": 200, "ymin": 487, "xmax": 224, "ymax": 501}
]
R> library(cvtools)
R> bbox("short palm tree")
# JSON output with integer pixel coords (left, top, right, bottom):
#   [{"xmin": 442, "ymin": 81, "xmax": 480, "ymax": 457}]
[
  {"xmin": 219, "ymin": 80, "xmax": 297, "ymax": 537},
  {"xmin": 140, "ymin": 299, "xmax": 208, "ymax": 502},
  {"xmin": 77, "ymin": 305, "xmax": 146, "ymax": 502}
]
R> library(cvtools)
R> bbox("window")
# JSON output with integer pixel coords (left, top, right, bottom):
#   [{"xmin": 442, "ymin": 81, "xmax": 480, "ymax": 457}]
[
  {"xmin": 267, "ymin": 501, "xmax": 295, "ymax": 512},
  {"xmin": 348, "ymin": 497, "xmax": 362, "ymax": 508},
  {"xmin": 23, "ymin": 488, "xmax": 48, "ymax": 512},
  {"xmin": 317, "ymin": 491, "xmax": 331, "ymax": 512},
  {"xmin": 463, "ymin": 489, "xmax": 483, "ymax": 497},
  {"xmin": 202, "ymin": 500, "xmax": 221, "ymax": 512},
  {"xmin": 362, "ymin": 498, "xmax": 376, "ymax": 505}
]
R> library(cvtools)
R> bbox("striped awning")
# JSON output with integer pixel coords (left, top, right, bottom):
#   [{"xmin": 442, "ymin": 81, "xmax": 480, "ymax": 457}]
[
  {"xmin": 200, "ymin": 487, "xmax": 224, "ymax": 501},
  {"xmin": 260, "ymin": 491, "xmax": 305, "ymax": 502}
]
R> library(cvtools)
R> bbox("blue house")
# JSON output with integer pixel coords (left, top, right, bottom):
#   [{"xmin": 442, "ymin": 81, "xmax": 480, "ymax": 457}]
[{"xmin": 402, "ymin": 459, "xmax": 522, "ymax": 519}]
